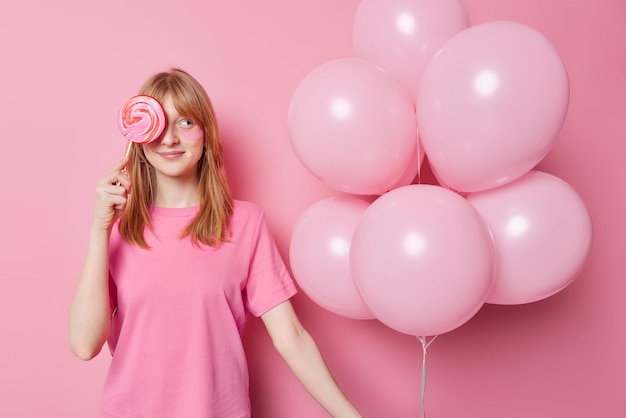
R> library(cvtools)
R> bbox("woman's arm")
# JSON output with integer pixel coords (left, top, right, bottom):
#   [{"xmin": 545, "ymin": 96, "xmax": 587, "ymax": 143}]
[
  {"xmin": 68, "ymin": 158, "xmax": 130, "ymax": 360},
  {"xmin": 261, "ymin": 300, "xmax": 362, "ymax": 418},
  {"xmin": 68, "ymin": 227, "xmax": 114, "ymax": 360}
]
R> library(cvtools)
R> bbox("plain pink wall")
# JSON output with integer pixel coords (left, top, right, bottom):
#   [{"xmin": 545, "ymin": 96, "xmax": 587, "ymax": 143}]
[{"xmin": 0, "ymin": 0, "xmax": 624, "ymax": 417}]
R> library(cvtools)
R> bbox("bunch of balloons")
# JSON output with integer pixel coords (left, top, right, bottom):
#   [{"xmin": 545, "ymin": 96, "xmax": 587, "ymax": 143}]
[{"xmin": 288, "ymin": 0, "xmax": 593, "ymax": 338}]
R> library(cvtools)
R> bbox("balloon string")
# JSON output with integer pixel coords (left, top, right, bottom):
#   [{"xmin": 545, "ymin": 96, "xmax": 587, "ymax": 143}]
[
  {"xmin": 418, "ymin": 335, "xmax": 438, "ymax": 418},
  {"xmin": 416, "ymin": 139, "xmax": 422, "ymax": 184}
]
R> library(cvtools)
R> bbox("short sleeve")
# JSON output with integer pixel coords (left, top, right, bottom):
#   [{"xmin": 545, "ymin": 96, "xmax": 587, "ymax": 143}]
[
  {"xmin": 244, "ymin": 212, "xmax": 297, "ymax": 317},
  {"xmin": 108, "ymin": 223, "xmax": 121, "ymax": 314}
]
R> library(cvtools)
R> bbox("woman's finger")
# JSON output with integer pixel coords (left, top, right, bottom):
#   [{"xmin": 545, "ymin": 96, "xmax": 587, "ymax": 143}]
[
  {"xmin": 115, "ymin": 171, "xmax": 132, "ymax": 192},
  {"xmin": 111, "ymin": 156, "xmax": 130, "ymax": 173},
  {"xmin": 99, "ymin": 166, "xmax": 131, "ymax": 189}
]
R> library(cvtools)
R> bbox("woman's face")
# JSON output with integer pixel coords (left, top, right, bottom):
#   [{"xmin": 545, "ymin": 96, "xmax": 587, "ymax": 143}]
[{"xmin": 142, "ymin": 94, "xmax": 204, "ymax": 183}]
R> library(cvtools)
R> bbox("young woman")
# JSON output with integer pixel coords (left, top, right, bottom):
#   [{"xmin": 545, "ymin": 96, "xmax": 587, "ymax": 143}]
[{"xmin": 69, "ymin": 68, "xmax": 362, "ymax": 418}]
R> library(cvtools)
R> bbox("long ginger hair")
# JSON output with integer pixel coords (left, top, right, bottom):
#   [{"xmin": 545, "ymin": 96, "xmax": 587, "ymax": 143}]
[{"xmin": 119, "ymin": 68, "xmax": 233, "ymax": 248}]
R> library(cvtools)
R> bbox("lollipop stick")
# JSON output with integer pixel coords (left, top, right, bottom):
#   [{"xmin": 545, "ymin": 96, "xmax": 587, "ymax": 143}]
[
  {"xmin": 115, "ymin": 141, "xmax": 133, "ymax": 187},
  {"xmin": 123, "ymin": 140, "xmax": 133, "ymax": 159},
  {"xmin": 116, "ymin": 95, "xmax": 166, "ymax": 186}
]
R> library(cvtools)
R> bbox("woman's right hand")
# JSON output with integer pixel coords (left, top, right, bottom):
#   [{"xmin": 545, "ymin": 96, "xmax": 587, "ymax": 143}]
[
  {"xmin": 92, "ymin": 157, "xmax": 132, "ymax": 232},
  {"xmin": 71, "ymin": 158, "xmax": 130, "ymax": 360}
]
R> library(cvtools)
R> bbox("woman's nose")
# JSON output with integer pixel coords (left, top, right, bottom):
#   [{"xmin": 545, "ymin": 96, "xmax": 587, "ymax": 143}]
[{"xmin": 160, "ymin": 125, "xmax": 179, "ymax": 145}]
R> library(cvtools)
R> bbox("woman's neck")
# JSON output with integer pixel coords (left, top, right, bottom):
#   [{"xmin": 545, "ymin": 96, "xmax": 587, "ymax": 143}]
[{"xmin": 153, "ymin": 174, "xmax": 200, "ymax": 208}]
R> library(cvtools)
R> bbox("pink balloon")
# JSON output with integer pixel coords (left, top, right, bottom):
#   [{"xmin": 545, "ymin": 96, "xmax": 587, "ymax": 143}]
[
  {"xmin": 289, "ymin": 196, "xmax": 374, "ymax": 319},
  {"xmin": 417, "ymin": 21, "xmax": 570, "ymax": 192},
  {"xmin": 428, "ymin": 159, "xmax": 469, "ymax": 197},
  {"xmin": 350, "ymin": 185, "xmax": 495, "ymax": 336},
  {"xmin": 353, "ymin": 0, "xmax": 469, "ymax": 101},
  {"xmin": 467, "ymin": 171, "xmax": 593, "ymax": 305},
  {"xmin": 288, "ymin": 58, "xmax": 417, "ymax": 195},
  {"xmin": 388, "ymin": 137, "xmax": 425, "ymax": 189}
]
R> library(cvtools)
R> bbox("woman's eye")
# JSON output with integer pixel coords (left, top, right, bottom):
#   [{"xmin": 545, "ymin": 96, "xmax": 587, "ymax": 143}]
[{"xmin": 178, "ymin": 119, "xmax": 194, "ymax": 128}]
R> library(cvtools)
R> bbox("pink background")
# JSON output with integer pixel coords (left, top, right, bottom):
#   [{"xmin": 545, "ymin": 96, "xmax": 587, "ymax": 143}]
[{"xmin": 0, "ymin": 0, "xmax": 624, "ymax": 416}]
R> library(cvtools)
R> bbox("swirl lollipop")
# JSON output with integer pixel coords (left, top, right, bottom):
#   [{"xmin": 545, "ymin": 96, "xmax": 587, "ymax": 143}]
[{"xmin": 117, "ymin": 95, "xmax": 166, "ymax": 156}]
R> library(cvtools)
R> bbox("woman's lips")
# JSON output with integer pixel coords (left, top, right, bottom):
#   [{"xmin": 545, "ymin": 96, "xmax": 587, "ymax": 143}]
[{"xmin": 158, "ymin": 151, "xmax": 184, "ymax": 160}]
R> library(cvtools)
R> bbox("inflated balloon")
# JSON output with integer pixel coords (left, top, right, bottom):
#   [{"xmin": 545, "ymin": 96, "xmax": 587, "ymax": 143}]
[
  {"xmin": 428, "ymin": 160, "xmax": 469, "ymax": 197},
  {"xmin": 417, "ymin": 21, "xmax": 570, "ymax": 192},
  {"xmin": 290, "ymin": 197, "xmax": 373, "ymax": 319},
  {"xmin": 389, "ymin": 137, "xmax": 425, "ymax": 189},
  {"xmin": 118, "ymin": 95, "xmax": 166, "ymax": 144},
  {"xmin": 467, "ymin": 171, "xmax": 593, "ymax": 305},
  {"xmin": 350, "ymin": 185, "xmax": 495, "ymax": 336},
  {"xmin": 353, "ymin": 0, "xmax": 469, "ymax": 101},
  {"xmin": 288, "ymin": 58, "xmax": 417, "ymax": 195}
]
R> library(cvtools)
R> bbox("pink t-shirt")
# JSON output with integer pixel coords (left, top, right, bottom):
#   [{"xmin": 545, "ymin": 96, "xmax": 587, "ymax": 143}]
[{"xmin": 102, "ymin": 200, "xmax": 297, "ymax": 418}]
